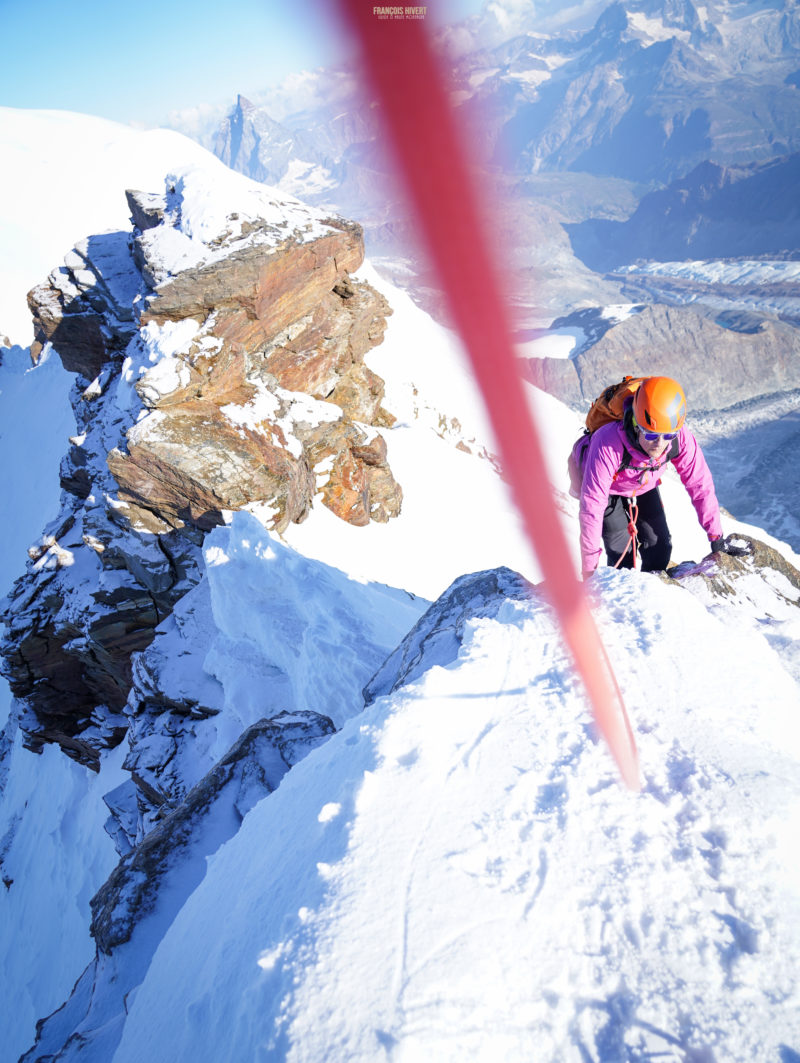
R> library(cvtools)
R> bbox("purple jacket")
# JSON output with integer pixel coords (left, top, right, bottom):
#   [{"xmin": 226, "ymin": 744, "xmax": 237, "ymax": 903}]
[{"xmin": 579, "ymin": 418, "xmax": 723, "ymax": 575}]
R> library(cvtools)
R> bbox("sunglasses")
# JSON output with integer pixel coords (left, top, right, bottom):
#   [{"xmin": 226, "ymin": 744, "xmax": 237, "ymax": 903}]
[{"xmin": 638, "ymin": 428, "xmax": 677, "ymax": 442}]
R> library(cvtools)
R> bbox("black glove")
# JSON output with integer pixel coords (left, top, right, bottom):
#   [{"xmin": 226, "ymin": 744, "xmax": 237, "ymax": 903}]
[{"xmin": 710, "ymin": 536, "xmax": 751, "ymax": 558}]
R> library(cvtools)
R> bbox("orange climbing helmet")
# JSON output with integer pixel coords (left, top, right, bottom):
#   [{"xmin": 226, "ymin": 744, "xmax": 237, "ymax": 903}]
[{"xmin": 632, "ymin": 376, "xmax": 686, "ymax": 434}]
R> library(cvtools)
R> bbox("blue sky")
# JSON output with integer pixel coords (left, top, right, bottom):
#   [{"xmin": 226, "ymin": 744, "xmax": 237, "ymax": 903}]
[{"xmin": 1, "ymin": 0, "xmax": 488, "ymax": 127}]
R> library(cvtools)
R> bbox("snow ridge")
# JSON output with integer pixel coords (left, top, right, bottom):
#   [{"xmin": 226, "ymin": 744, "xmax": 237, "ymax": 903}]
[{"xmin": 111, "ymin": 567, "xmax": 800, "ymax": 1063}]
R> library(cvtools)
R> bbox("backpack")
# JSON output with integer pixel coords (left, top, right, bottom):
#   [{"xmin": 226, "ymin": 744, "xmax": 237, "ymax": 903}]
[
  {"xmin": 585, "ymin": 375, "xmax": 645, "ymax": 432},
  {"xmin": 567, "ymin": 375, "xmax": 677, "ymax": 497}
]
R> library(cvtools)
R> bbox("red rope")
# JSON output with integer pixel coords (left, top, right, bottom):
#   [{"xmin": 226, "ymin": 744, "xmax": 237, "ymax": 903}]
[
  {"xmin": 336, "ymin": 5, "xmax": 639, "ymax": 789},
  {"xmin": 613, "ymin": 497, "xmax": 639, "ymax": 570}
]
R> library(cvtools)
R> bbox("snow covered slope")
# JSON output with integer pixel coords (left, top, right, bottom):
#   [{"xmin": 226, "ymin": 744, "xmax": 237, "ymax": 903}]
[
  {"xmin": 110, "ymin": 564, "xmax": 800, "ymax": 1063},
  {"xmin": 0, "ymin": 108, "xmax": 226, "ymax": 344}
]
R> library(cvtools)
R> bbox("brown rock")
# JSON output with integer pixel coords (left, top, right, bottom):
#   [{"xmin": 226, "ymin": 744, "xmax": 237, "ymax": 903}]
[
  {"xmin": 141, "ymin": 225, "xmax": 364, "ymax": 340},
  {"xmin": 108, "ymin": 401, "xmax": 317, "ymax": 532},
  {"xmin": 351, "ymin": 433, "xmax": 388, "ymax": 467},
  {"xmin": 363, "ymin": 462, "xmax": 404, "ymax": 523},
  {"xmin": 322, "ymin": 448, "xmax": 371, "ymax": 526},
  {"xmin": 116, "ymin": 266, "xmax": 399, "ymax": 536},
  {"xmin": 337, "ymin": 275, "xmax": 393, "ymax": 362},
  {"xmin": 256, "ymin": 294, "xmax": 353, "ymax": 397},
  {"xmin": 249, "ymin": 281, "xmax": 391, "ymax": 411},
  {"xmin": 320, "ymin": 434, "xmax": 402, "ymax": 526},
  {"xmin": 329, "ymin": 363, "xmax": 386, "ymax": 424}
]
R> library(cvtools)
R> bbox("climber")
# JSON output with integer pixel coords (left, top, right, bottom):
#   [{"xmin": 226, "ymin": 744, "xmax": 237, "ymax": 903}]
[{"xmin": 578, "ymin": 375, "xmax": 743, "ymax": 579}]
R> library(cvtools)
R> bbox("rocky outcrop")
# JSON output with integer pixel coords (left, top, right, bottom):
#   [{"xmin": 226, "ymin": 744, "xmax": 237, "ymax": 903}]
[
  {"xmin": 364, "ymin": 568, "xmax": 533, "ymax": 706},
  {"xmin": 527, "ymin": 303, "xmax": 800, "ymax": 412},
  {"xmin": 666, "ymin": 533, "xmax": 800, "ymax": 603},
  {"xmin": 28, "ymin": 182, "xmax": 400, "ymax": 535},
  {"xmin": 2, "ymin": 164, "xmax": 402, "ymax": 767},
  {"xmin": 93, "ymin": 710, "xmax": 335, "ymax": 952},
  {"xmin": 28, "ymin": 230, "xmax": 142, "ymax": 378},
  {"xmin": 106, "ymin": 256, "xmax": 398, "ymax": 532},
  {"xmin": 139, "ymin": 223, "xmax": 364, "ymax": 336}
]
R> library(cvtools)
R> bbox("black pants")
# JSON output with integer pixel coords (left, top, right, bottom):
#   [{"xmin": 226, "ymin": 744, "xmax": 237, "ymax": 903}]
[{"xmin": 603, "ymin": 488, "xmax": 672, "ymax": 572}]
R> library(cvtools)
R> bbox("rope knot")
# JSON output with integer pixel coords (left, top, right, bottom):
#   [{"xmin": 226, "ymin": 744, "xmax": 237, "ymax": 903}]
[{"xmin": 613, "ymin": 496, "xmax": 640, "ymax": 570}]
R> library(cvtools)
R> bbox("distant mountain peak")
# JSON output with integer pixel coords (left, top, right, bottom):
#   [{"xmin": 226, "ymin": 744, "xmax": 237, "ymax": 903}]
[{"xmin": 235, "ymin": 93, "xmax": 256, "ymax": 113}]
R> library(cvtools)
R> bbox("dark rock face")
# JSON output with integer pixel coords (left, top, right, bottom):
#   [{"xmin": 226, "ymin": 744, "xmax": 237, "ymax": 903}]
[
  {"xmin": 125, "ymin": 188, "xmax": 166, "ymax": 231},
  {"xmin": 1, "ymin": 498, "xmax": 203, "ymax": 768}
]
